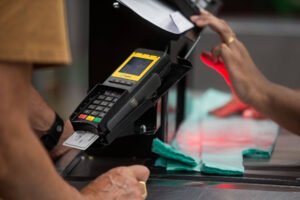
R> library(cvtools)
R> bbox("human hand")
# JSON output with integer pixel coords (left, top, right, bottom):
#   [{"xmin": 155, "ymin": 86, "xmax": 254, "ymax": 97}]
[
  {"xmin": 81, "ymin": 165, "xmax": 150, "ymax": 200},
  {"xmin": 190, "ymin": 9, "xmax": 271, "ymax": 107}
]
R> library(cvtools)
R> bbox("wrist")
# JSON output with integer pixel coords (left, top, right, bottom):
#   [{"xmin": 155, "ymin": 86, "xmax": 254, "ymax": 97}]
[
  {"xmin": 31, "ymin": 110, "xmax": 56, "ymax": 138},
  {"xmin": 248, "ymin": 78, "xmax": 273, "ymax": 113},
  {"xmin": 41, "ymin": 113, "xmax": 64, "ymax": 151},
  {"xmin": 49, "ymin": 120, "xmax": 74, "ymax": 159}
]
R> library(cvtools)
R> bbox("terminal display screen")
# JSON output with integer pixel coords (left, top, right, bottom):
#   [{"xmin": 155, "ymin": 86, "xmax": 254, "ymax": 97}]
[{"xmin": 120, "ymin": 57, "xmax": 153, "ymax": 76}]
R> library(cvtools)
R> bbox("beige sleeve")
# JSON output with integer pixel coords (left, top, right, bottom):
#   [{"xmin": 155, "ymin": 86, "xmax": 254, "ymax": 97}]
[{"xmin": 0, "ymin": 0, "xmax": 71, "ymax": 67}]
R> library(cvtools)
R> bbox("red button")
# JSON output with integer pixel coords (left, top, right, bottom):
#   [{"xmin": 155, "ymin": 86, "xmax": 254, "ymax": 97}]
[{"xmin": 78, "ymin": 114, "xmax": 87, "ymax": 120}]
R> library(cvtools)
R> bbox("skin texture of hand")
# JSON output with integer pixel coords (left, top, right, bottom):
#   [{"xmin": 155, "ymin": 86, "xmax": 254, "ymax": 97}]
[
  {"xmin": 29, "ymin": 86, "xmax": 56, "ymax": 138},
  {"xmin": 0, "ymin": 62, "xmax": 150, "ymax": 200},
  {"xmin": 190, "ymin": 10, "xmax": 300, "ymax": 134},
  {"xmin": 81, "ymin": 165, "xmax": 150, "ymax": 200},
  {"xmin": 190, "ymin": 10, "xmax": 268, "ymax": 119},
  {"xmin": 191, "ymin": 9, "xmax": 270, "ymax": 106}
]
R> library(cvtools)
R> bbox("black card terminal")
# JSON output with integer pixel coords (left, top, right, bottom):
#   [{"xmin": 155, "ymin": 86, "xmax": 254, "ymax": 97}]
[{"xmin": 70, "ymin": 49, "xmax": 170, "ymax": 142}]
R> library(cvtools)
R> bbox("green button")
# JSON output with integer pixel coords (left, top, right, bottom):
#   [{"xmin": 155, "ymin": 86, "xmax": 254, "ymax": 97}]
[{"xmin": 94, "ymin": 117, "xmax": 102, "ymax": 123}]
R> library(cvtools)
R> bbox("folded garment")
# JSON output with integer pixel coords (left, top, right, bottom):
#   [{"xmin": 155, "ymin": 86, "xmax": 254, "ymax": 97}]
[
  {"xmin": 152, "ymin": 138, "xmax": 198, "ymax": 166},
  {"xmin": 152, "ymin": 89, "xmax": 279, "ymax": 176},
  {"xmin": 199, "ymin": 118, "xmax": 278, "ymax": 175}
]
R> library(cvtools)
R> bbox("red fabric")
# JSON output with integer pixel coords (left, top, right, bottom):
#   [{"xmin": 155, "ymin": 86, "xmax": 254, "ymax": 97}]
[
  {"xmin": 200, "ymin": 53, "xmax": 266, "ymax": 119},
  {"xmin": 200, "ymin": 53, "xmax": 234, "ymax": 95}
]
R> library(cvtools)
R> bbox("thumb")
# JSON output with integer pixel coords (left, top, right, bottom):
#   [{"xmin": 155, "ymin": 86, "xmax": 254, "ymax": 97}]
[{"xmin": 128, "ymin": 165, "xmax": 150, "ymax": 182}]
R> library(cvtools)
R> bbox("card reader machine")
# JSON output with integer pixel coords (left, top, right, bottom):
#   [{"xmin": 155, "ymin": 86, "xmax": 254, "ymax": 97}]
[{"xmin": 70, "ymin": 49, "xmax": 171, "ymax": 145}]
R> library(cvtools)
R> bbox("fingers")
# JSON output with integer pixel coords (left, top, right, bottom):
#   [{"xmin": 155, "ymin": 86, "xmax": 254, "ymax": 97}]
[
  {"xmin": 205, "ymin": 43, "xmax": 232, "ymax": 62},
  {"xmin": 190, "ymin": 9, "xmax": 235, "ymax": 43},
  {"xmin": 128, "ymin": 165, "xmax": 150, "ymax": 182},
  {"xmin": 200, "ymin": 44, "xmax": 232, "ymax": 75},
  {"xmin": 82, "ymin": 166, "xmax": 149, "ymax": 200},
  {"xmin": 211, "ymin": 45, "xmax": 222, "ymax": 62}
]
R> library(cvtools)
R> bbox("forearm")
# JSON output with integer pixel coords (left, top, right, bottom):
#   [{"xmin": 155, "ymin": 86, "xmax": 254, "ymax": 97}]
[
  {"xmin": 29, "ymin": 86, "xmax": 56, "ymax": 138},
  {"xmin": 0, "ymin": 63, "xmax": 84, "ymax": 200},
  {"xmin": 0, "ymin": 120, "xmax": 83, "ymax": 200},
  {"xmin": 29, "ymin": 86, "xmax": 73, "ymax": 159},
  {"xmin": 252, "ymin": 82, "xmax": 300, "ymax": 135}
]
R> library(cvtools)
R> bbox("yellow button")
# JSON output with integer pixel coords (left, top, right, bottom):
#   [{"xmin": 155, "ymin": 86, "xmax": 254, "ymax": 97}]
[{"xmin": 86, "ymin": 116, "xmax": 95, "ymax": 121}]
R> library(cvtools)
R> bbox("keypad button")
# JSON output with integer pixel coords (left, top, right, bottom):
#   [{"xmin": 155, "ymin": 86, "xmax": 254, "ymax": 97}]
[
  {"xmin": 86, "ymin": 116, "xmax": 95, "ymax": 121},
  {"xmin": 110, "ymin": 93, "xmax": 120, "ymax": 98},
  {"xmin": 104, "ymin": 91, "xmax": 112, "ymax": 96},
  {"xmin": 93, "ymin": 117, "xmax": 102, "ymax": 123},
  {"xmin": 100, "ymin": 101, "xmax": 109, "ymax": 106},
  {"xmin": 98, "ymin": 95, "xmax": 105, "ymax": 100},
  {"xmin": 78, "ymin": 114, "xmax": 87, "ymax": 120},
  {"xmin": 91, "ymin": 111, "xmax": 100, "ymax": 116},
  {"xmin": 98, "ymin": 112, "xmax": 105, "ymax": 118},
  {"xmin": 112, "ymin": 98, "xmax": 118, "ymax": 103},
  {"xmin": 83, "ymin": 110, "xmax": 92, "ymax": 115},
  {"xmin": 88, "ymin": 105, "xmax": 96, "ymax": 109},
  {"xmin": 108, "ymin": 103, "xmax": 114, "ymax": 108},
  {"xmin": 95, "ymin": 106, "xmax": 104, "ymax": 111},
  {"xmin": 103, "ymin": 108, "xmax": 110, "ymax": 113},
  {"xmin": 105, "ymin": 96, "xmax": 113, "ymax": 101},
  {"xmin": 93, "ymin": 100, "xmax": 101, "ymax": 105}
]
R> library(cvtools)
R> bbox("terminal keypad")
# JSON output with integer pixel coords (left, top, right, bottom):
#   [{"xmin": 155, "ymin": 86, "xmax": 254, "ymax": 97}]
[{"xmin": 77, "ymin": 90, "xmax": 121, "ymax": 123}]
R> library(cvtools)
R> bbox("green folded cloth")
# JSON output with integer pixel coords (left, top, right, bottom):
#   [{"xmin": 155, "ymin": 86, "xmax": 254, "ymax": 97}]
[
  {"xmin": 152, "ymin": 138, "xmax": 198, "ymax": 166},
  {"xmin": 152, "ymin": 89, "xmax": 279, "ymax": 176},
  {"xmin": 201, "ymin": 154, "xmax": 244, "ymax": 175},
  {"xmin": 155, "ymin": 157, "xmax": 202, "ymax": 172}
]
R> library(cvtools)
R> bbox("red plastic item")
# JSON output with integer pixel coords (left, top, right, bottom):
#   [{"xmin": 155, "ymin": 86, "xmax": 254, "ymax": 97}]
[
  {"xmin": 200, "ymin": 53, "xmax": 233, "ymax": 91},
  {"xmin": 200, "ymin": 52, "xmax": 246, "ymax": 106}
]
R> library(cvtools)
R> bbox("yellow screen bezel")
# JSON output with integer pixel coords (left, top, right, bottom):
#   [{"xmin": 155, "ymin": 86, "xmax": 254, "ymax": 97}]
[{"xmin": 112, "ymin": 52, "xmax": 160, "ymax": 82}]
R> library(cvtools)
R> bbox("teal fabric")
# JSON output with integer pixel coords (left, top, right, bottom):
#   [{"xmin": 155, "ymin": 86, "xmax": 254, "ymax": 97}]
[
  {"xmin": 152, "ymin": 138, "xmax": 198, "ymax": 166},
  {"xmin": 201, "ymin": 154, "xmax": 244, "ymax": 175},
  {"xmin": 155, "ymin": 157, "xmax": 168, "ymax": 168},
  {"xmin": 154, "ymin": 153, "xmax": 201, "ymax": 172},
  {"xmin": 166, "ymin": 159, "xmax": 201, "ymax": 172},
  {"xmin": 152, "ymin": 89, "xmax": 279, "ymax": 176}
]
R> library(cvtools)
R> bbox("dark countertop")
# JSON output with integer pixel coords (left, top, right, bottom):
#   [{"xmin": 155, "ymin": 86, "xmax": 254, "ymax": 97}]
[{"xmin": 56, "ymin": 128, "xmax": 300, "ymax": 199}]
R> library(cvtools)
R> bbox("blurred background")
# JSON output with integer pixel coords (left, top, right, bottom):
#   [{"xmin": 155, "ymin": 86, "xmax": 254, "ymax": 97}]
[{"xmin": 32, "ymin": 0, "xmax": 300, "ymax": 120}]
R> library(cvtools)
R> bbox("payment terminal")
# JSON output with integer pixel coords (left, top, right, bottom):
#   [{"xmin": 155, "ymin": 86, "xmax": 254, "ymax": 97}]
[{"xmin": 70, "ymin": 49, "xmax": 171, "ymax": 145}]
